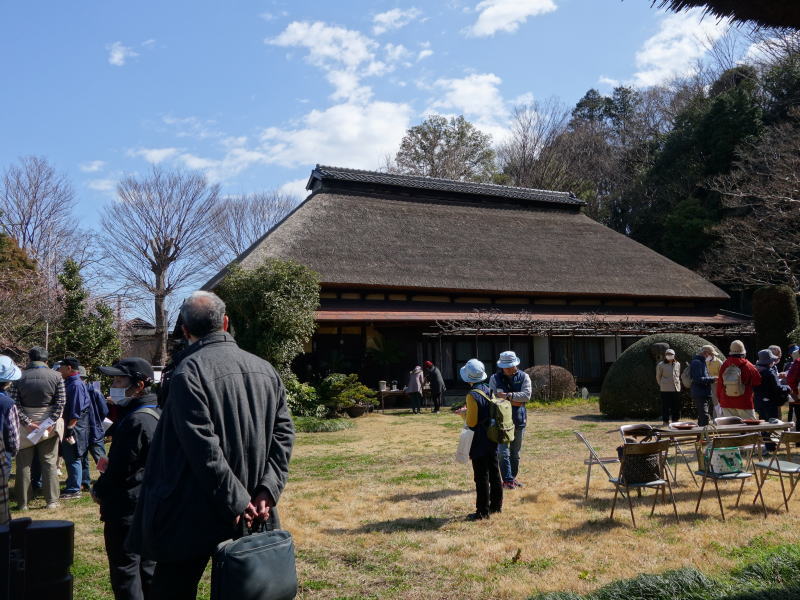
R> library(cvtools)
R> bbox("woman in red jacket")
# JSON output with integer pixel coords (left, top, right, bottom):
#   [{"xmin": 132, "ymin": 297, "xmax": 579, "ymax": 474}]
[{"xmin": 716, "ymin": 340, "xmax": 762, "ymax": 419}]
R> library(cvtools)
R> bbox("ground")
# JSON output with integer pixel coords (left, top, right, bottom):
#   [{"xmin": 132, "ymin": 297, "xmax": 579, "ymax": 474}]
[{"xmin": 9, "ymin": 400, "xmax": 800, "ymax": 599}]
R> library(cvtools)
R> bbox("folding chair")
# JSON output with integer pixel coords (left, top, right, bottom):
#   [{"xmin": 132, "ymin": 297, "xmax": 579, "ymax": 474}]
[
  {"xmin": 695, "ymin": 433, "xmax": 766, "ymax": 520},
  {"xmin": 618, "ymin": 423, "xmax": 656, "ymax": 444},
  {"xmin": 609, "ymin": 440, "xmax": 678, "ymax": 527},
  {"xmin": 664, "ymin": 424, "xmax": 699, "ymax": 487},
  {"xmin": 573, "ymin": 431, "xmax": 621, "ymax": 499},
  {"xmin": 753, "ymin": 431, "xmax": 800, "ymax": 512}
]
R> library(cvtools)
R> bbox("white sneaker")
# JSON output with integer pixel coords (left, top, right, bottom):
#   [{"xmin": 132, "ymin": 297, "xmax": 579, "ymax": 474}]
[{"xmin": 46, "ymin": 502, "xmax": 61, "ymax": 510}]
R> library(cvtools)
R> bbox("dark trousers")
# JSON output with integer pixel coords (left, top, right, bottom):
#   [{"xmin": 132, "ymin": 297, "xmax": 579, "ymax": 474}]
[
  {"xmin": 104, "ymin": 520, "xmax": 155, "ymax": 600},
  {"xmin": 693, "ymin": 395, "xmax": 712, "ymax": 426},
  {"xmin": 471, "ymin": 453, "xmax": 503, "ymax": 516},
  {"xmin": 409, "ymin": 392, "xmax": 422, "ymax": 414},
  {"xmin": 756, "ymin": 400, "xmax": 781, "ymax": 451},
  {"xmin": 660, "ymin": 391, "xmax": 681, "ymax": 424},
  {"xmin": 151, "ymin": 554, "xmax": 209, "ymax": 600},
  {"xmin": 82, "ymin": 438, "xmax": 108, "ymax": 487},
  {"xmin": 430, "ymin": 391, "xmax": 443, "ymax": 412}
]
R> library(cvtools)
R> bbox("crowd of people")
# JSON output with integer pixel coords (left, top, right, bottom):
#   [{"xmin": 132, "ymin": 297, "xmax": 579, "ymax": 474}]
[
  {"xmin": 656, "ymin": 339, "xmax": 800, "ymax": 431},
  {"xmin": 0, "ymin": 291, "xmax": 294, "ymax": 600}
]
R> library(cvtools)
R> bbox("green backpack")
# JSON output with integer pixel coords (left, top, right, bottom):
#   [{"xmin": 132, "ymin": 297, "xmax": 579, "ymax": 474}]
[{"xmin": 472, "ymin": 389, "xmax": 515, "ymax": 445}]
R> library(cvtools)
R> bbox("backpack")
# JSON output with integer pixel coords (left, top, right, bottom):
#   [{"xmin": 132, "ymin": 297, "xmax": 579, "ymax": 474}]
[
  {"xmin": 472, "ymin": 389, "xmax": 515, "ymax": 445},
  {"xmin": 680, "ymin": 365, "xmax": 692, "ymax": 389},
  {"xmin": 722, "ymin": 364, "xmax": 745, "ymax": 397}
]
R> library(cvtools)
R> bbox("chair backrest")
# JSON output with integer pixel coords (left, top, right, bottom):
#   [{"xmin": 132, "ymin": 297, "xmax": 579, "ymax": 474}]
[
  {"xmin": 622, "ymin": 440, "xmax": 672, "ymax": 456},
  {"xmin": 573, "ymin": 431, "xmax": 617, "ymax": 479},
  {"xmin": 711, "ymin": 433, "xmax": 761, "ymax": 448},
  {"xmin": 714, "ymin": 416, "xmax": 744, "ymax": 426},
  {"xmin": 619, "ymin": 423, "xmax": 656, "ymax": 443},
  {"xmin": 778, "ymin": 431, "xmax": 800, "ymax": 460},
  {"xmin": 618, "ymin": 440, "xmax": 670, "ymax": 485}
]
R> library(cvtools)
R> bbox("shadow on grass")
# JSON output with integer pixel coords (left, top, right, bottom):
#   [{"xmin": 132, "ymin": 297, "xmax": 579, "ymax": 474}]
[
  {"xmin": 387, "ymin": 488, "xmax": 469, "ymax": 502},
  {"xmin": 571, "ymin": 414, "xmax": 613, "ymax": 422},
  {"xmin": 324, "ymin": 516, "xmax": 450, "ymax": 535}
]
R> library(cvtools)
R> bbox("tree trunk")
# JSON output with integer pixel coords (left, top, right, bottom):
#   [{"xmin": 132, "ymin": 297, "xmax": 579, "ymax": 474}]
[{"xmin": 153, "ymin": 271, "xmax": 167, "ymax": 366}]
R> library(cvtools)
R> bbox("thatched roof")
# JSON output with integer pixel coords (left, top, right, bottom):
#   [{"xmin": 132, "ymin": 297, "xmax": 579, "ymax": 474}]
[
  {"xmin": 206, "ymin": 166, "xmax": 727, "ymax": 301},
  {"xmin": 654, "ymin": 1, "xmax": 800, "ymax": 29}
]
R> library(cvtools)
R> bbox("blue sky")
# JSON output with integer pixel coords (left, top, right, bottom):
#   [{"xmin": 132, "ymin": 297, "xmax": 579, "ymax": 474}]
[{"xmin": 1, "ymin": 1, "xmax": 738, "ymax": 229}]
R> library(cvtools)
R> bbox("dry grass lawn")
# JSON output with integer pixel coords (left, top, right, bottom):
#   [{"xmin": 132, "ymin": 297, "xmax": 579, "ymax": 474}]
[{"xmin": 10, "ymin": 400, "xmax": 800, "ymax": 599}]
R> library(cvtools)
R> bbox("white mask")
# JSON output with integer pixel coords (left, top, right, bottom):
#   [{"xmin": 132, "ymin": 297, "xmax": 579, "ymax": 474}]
[
  {"xmin": 705, "ymin": 355, "xmax": 713, "ymax": 362},
  {"xmin": 109, "ymin": 386, "xmax": 133, "ymax": 407}
]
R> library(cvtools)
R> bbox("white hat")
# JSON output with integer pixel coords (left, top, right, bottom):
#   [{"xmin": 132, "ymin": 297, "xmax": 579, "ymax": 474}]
[
  {"xmin": 730, "ymin": 340, "xmax": 746, "ymax": 355},
  {"xmin": 460, "ymin": 358, "xmax": 487, "ymax": 383},
  {"xmin": 497, "ymin": 351, "xmax": 521, "ymax": 369},
  {"xmin": 665, "ymin": 349, "xmax": 675, "ymax": 356},
  {"xmin": 0, "ymin": 356, "xmax": 22, "ymax": 383}
]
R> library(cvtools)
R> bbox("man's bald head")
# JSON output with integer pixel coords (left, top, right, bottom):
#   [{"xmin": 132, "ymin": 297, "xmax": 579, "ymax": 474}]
[{"xmin": 180, "ymin": 291, "xmax": 227, "ymax": 340}]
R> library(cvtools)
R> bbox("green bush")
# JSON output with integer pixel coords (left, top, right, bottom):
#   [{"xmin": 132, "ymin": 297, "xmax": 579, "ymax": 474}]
[
  {"xmin": 600, "ymin": 333, "xmax": 720, "ymax": 419},
  {"xmin": 284, "ymin": 374, "xmax": 319, "ymax": 417},
  {"xmin": 525, "ymin": 365, "xmax": 577, "ymax": 401},
  {"xmin": 752, "ymin": 285, "xmax": 799, "ymax": 352},
  {"xmin": 293, "ymin": 417, "xmax": 354, "ymax": 433},
  {"xmin": 319, "ymin": 373, "xmax": 377, "ymax": 415}
]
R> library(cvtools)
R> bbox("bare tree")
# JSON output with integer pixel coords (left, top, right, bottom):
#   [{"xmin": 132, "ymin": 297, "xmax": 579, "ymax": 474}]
[
  {"xmin": 99, "ymin": 168, "xmax": 221, "ymax": 364},
  {"xmin": 205, "ymin": 191, "xmax": 298, "ymax": 272},
  {"xmin": 700, "ymin": 117, "xmax": 800, "ymax": 291}
]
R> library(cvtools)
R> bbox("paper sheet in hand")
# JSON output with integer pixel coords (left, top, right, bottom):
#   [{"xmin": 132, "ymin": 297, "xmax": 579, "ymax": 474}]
[
  {"xmin": 27, "ymin": 417, "xmax": 55, "ymax": 444},
  {"xmin": 102, "ymin": 418, "xmax": 114, "ymax": 432}
]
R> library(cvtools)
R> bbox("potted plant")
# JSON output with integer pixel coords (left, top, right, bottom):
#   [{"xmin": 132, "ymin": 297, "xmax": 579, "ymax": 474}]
[{"xmin": 320, "ymin": 373, "xmax": 378, "ymax": 418}]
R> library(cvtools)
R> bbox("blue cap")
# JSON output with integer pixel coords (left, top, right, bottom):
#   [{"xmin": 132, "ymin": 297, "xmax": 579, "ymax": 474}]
[
  {"xmin": 497, "ymin": 351, "xmax": 521, "ymax": 368},
  {"xmin": 460, "ymin": 358, "xmax": 487, "ymax": 383},
  {"xmin": 0, "ymin": 356, "xmax": 22, "ymax": 383}
]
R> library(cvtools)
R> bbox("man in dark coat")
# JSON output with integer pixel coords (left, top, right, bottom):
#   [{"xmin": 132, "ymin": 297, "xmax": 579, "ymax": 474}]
[
  {"xmin": 80, "ymin": 366, "xmax": 109, "ymax": 491},
  {"xmin": 690, "ymin": 345, "xmax": 718, "ymax": 426},
  {"xmin": 58, "ymin": 357, "xmax": 90, "ymax": 499},
  {"xmin": 129, "ymin": 291, "xmax": 295, "ymax": 599},
  {"xmin": 93, "ymin": 357, "xmax": 160, "ymax": 600},
  {"xmin": 424, "ymin": 360, "xmax": 446, "ymax": 413}
]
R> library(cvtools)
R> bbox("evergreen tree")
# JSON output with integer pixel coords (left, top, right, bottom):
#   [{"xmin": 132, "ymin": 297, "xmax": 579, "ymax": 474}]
[{"xmin": 50, "ymin": 258, "xmax": 122, "ymax": 371}]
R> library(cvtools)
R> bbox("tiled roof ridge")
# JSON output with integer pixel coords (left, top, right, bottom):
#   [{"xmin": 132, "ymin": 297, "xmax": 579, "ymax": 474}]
[{"xmin": 312, "ymin": 164, "xmax": 584, "ymax": 206}]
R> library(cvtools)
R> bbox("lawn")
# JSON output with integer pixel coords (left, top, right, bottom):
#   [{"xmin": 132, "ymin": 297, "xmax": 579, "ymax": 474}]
[{"xmin": 9, "ymin": 400, "xmax": 800, "ymax": 599}]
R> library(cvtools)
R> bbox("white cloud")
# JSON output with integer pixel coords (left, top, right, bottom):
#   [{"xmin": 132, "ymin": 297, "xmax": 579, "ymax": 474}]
[
  {"xmin": 128, "ymin": 147, "xmax": 180, "ymax": 164},
  {"xmin": 88, "ymin": 178, "xmax": 116, "ymax": 192},
  {"xmin": 598, "ymin": 75, "xmax": 620, "ymax": 88},
  {"xmin": 467, "ymin": 0, "xmax": 556, "ymax": 37},
  {"xmin": 372, "ymin": 8, "xmax": 422, "ymax": 35},
  {"xmin": 279, "ymin": 178, "xmax": 311, "ymax": 200},
  {"xmin": 177, "ymin": 148, "xmax": 270, "ymax": 183},
  {"xmin": 417, "ymin": 49, "xmax": 434, "ymax": 61},
  {"xmin": 80, "ymin": 160, "xmax": 106, "ymax": 173},
  {"xmin": 162, "ymin": 115, "xmax": 221, "ymax": 139},
  {"xmin": 268, "ymin": 21, "xmax": 389, "ymax": 102},
  {"xmin": 430, "ymin": 73, "xmax": 508, "ymax": 123},
  {"xmin": 261, "ymin": 100, "xmax": 413, "ymax": 169},
  {"xmin": 385, "ymin": 43, "xmax": 411, "ymax": 64},
  {"xmin": 142, "ymin": 39, "xmax": 157, "ymax": 48},
  {"xmin": 632, "ymin": 9, "xmax": 730, "ymax": 87},
  {"xmin": 107, "ymin": 41, "xmax": 139, "ymax": 66}
]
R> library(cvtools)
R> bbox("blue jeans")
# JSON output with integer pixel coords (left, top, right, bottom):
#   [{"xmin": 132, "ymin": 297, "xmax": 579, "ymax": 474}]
[
  {"xmin": 81, "ymin": 439, "xmax": 107, "ymax": 487},
  {"xmin": 61, "ymin": 440, "xmax": 83, "ymax": 494},
  {"xmin": 498, "ymin": 425, "xmax": 525, "ymax": 482}
]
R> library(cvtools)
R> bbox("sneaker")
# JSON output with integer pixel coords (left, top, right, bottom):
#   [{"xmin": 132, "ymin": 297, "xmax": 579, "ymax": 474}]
[
  {"xmin": 512, "ymin": 479, "xmax": 524, "ymax": 488},
  {"xmin": 81, "ymin": 484, "xmax": 92, "ymax": 492},
  {"xmin": 59, "ymin": 491, "xmax": 81, "ymax": 500},
  {"xmin": 466, "ymin": 512, "xmax": 489, "ymax": 521},
  {"xmin": 502, "ymin": 481, "xmax": 516, "ymax": 490},
  {"xmin": 46, "ymin": 502, "xmax": 61, "ymax": 510},
  {"xmin": 57, "ymin": 468, "xmax": 63, "ymax": 476},
  {"xmin": 15, "ymin": 505, "xmax": 28, "ymax": 511}
]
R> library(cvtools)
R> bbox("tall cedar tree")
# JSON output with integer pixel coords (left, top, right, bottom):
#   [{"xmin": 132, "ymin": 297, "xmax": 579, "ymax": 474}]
[{"xmin": 50, "ymin": 259, "xmax": 121, "ymax": 371}]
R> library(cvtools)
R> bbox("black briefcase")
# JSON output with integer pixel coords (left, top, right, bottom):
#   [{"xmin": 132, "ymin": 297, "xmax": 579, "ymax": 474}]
[{"xmin": 211, "ymin": 510, "xmax": 297, "ymax": 600}]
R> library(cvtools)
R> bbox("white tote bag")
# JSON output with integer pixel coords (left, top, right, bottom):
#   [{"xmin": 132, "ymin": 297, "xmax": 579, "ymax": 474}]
[{"xmin": 455, "ymin": 427, "xmax": 474, "ymax": 464}]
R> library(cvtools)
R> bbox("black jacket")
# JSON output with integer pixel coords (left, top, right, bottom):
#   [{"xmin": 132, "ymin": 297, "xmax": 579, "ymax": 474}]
[
  {"xmin": 128, "ymin": 332, "xmax": 295, "ymax": 561},
  {"xmin": 93, "ymin": 394, "xmax": 160, "ymax": 523},
  {"xmin": 754, "ymin": 364, "xmax": 791, "ymax": 406},
  {"xmin": 425, "ymin": 366, "xmax": 446, "ymax": 393}
]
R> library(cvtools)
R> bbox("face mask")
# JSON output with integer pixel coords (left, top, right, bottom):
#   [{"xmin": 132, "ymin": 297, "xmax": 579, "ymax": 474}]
[
  {"xmin": 109, "ymin": 386, "xmax": 133, "ymax": 407},
  {"xmin": 705, "ymin": 355, "xmax": 713, "ymax": 362}
]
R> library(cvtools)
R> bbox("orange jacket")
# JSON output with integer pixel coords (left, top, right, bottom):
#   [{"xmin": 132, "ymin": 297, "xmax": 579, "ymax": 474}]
[{"xmin": 716, "ymin": 357, "xmax": 762, "ymax": 410}]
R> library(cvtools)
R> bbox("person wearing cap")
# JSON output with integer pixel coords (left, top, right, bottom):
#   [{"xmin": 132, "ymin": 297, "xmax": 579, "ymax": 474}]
[
  {"xmin": 706, "ymin": 348, "xmax": 724, "ymax": 418},
  {"xmin": 716, "ymin": 340, "xmax": 762, "ymax": 419},
  {"xmin": 79, "ymin": 365, "xmax": 109, "ymax": 492},
  {"xmin": 489, "ymin": 351, "xmax": 531, "ymax": 489},
  {"xmin": 656, "ymin": 349, "xmax": 681, "ymax": 425},
  {"xmin": 0, "ymin": 356, "xmax": 21, "ymax": 496},
  {"xmin": 10, "ymin": 346, "xmax": 66, "ymax": 509},
  {"xmin": 93, "ymin": 357, "xmax": 159, "ymax": 600},
  {"xmin": 783, "ymin": 345, "xmax": 799, "ymax": 375},
  {"xmin": 58, "ymin": 356, "xmax": 91, "ymax": 499},
  {"xmin": 129, "ymin": 291, "xmax": 294, "ymax": 598},
  {"xmin": 423, "ymin": 361, "xmax": 445, "ymax": 413},
  {"xmin": 462, "ymin": 358, "xmax": 503, "ymax": 520},
  {"xmin": 689, "ymin": 345, "xmax": 718, "ymax": 426},
  {"xmin": 405, "ymin": 365, "xmax": 425, "ymax": 414},
  {"xmin": 754, "ymin": 349, "xmax": 790, "ymax": 423}
]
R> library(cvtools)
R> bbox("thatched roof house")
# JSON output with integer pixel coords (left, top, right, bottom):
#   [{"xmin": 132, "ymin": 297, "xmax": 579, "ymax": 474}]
[
  {"xmin": 653, "ymin": 1, "xmax": 800, "ymax": 29},
  {"xmin": 207, "ymin": 166, "xmax": 750, "ymax": 390}
]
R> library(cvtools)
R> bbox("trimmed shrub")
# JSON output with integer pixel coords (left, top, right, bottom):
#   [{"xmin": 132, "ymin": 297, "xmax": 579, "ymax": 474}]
[
  {"xmin": 525, "ymin": 365, "xmax": 577, "ymax": 401},
  {"xmin": 752, "ymin": 285, "xmax": 799, "ymax": 352},
  {"xmin": 293, "ymin": 417, "xmax": 354, "ymax": 433},
  {"xmin": 284, "ymin": 374, "xmax": 319, "ymax": 417},
  {"xmin": 319, "ymin": 373, "xmax": 378, "ymax": 415},
  {"xmin": 600, "ymin": 333, "xmax": 720, "ymax": 419}
]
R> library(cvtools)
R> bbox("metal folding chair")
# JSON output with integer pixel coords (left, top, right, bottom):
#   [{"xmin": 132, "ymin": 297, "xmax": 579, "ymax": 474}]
[
  {"xmin": 753, "ymin": 430, "xmax": 800, "ymax": 512},
  {"xmin": 618, "ymin": 423, "xmax": 656, "ymax": 444},
  {"xmin": 573, "ymin": 431, "xmax": 621, "ymax": 499},
  {"xmin": 695, "ymin": 433, "xmax": 766, "ymax": 520},
  {"xmin": 609, "ymin": 440, "xmax": 679, "ymax": 527}
]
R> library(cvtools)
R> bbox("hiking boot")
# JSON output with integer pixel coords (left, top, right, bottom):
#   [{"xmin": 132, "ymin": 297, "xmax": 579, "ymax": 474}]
[
  {"xmin": 46, "ymin": 502, "xmax": 61, "ymax": 510},
  {"xmin": 502, "ymin": 481, "xmax": 515, "ymax": 490},
  {"xmin": 466, "ymin": 512, "xmax": 489, "ymax": 521},
  {"xmin": 59, "ymin": 491, "xmax": 81, "ymax": 500},
  {"xmin": 15, "ymin": 505, "xmax": 28, "ymax": 512},
  {"xmin": 489, "ymin": 507, "xmax": 502, "ymax": 514}
]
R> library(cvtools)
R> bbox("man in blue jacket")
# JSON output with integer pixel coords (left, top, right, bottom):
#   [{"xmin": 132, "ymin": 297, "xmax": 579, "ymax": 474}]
[
  {"xmin": 690, "ymin": 345, "xmax": 718, "ymax": 426},
  {"xmin": 79, "ymin": 366, "xmax": 108, "ymax": 491},
  {"xmin": 489, "ymin": 351, "xmax": 531, "ymax": 489},
  {"xmin": 58, "ymin": 357, "xmax": 90, "ymax": 499}
]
